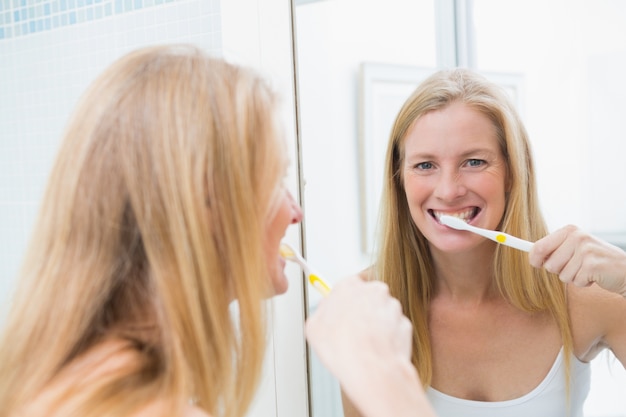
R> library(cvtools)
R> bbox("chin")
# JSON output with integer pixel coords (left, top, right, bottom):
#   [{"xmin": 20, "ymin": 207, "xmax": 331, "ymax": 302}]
[
  {"xmin": 423, "ymin": 232, "xmax": 468, "ymax": 250},
  {"xmin": 271, "ymin": 275, "xmax": 289, "ymax": 296},
  {"xmin": 430, "ymin": 236, "xmax": 492, "ymax": 254}
]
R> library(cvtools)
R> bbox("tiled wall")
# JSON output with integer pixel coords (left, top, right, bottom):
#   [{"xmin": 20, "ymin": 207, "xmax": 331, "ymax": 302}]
[
  {"xmin": 0, "ymin": 0, "xmax": 219, "ymax": 39},
  {"xmin": 0, "ymin": 0, "xmax": 222, "ymax": 319}
]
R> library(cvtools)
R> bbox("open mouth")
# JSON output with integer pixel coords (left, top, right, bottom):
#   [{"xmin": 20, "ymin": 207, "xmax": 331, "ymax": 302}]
[{"xmin": 429, "ymin": 207, "xmax": 480, "ymax": 224}]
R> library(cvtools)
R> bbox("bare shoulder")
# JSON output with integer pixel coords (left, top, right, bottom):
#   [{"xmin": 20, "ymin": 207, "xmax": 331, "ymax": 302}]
[
  {"xmin": 18, "ymin": 340, "xmax": 138, "ymax": 416},
  {"xmin": 184, "ymin": 406, "xmax": 212, "ymax": 417},
  {"xmin": 23, "ymin": 340, "xmax": 213, "ymax": 417},
  {"xmin": 132, "ymin": 401, "xmax": 211, "ymax": 417},
  {"xmin": 568, "ymin": 283, "xmax": 626, "ymax": 363}
]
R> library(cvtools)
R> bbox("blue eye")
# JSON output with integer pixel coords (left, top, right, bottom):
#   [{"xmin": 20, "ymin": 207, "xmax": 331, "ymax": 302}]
[
  {"xmin": 466, "ymin": 159, "xmax": 485, "ymax": 167},
  {"xmin": 415, "ymin": 162, "xmax": 433, "ymax": 170}
]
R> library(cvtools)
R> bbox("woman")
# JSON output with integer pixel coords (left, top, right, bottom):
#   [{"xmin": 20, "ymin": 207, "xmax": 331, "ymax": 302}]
[
  {"xmin": 0, "ymin": 45, "xmax": 432, "ymax": 417},
  {"xmin": 343, "ymin": 68, "xmax": 626, "ymax": 417}
]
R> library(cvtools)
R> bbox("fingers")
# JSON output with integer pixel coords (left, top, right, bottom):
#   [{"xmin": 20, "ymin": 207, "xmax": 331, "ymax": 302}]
[
  {"xmin": 554, "ymin": 251, "xmax": 588, "ymax": 287},
  {"xmin": 305, "ymin": 275, "xmax": 413, "ymax": 374},
  {"xmin": 529, "ymin": 225, "xmax": 574, "ymax": 269},
  {"xmin": 308, "ymin": 277, "xmax": 426, "ymax": 417},
  {"xmin": 529, "ymin": 225, "xmax": 626, "ymax": 294},
  {"xmin": 531, "ymin": 225, "xmax": 595, "ymax": 285}
]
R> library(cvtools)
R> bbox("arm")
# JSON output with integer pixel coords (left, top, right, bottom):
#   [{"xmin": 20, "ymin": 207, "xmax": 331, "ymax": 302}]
[
  {"xmin": 530, "ymin": 225, "xmax": 626, "ymax": 297},
  {"xmin": 568, "ymin": 283, "xmax": 626, "ymax": 367},
  {"xmin": 530, "ymin": 225, "xmax": 626, "ymax": 365},
  {"xmin": 305, "ymin": 275, "xmax": 436, "ymax": 417}
]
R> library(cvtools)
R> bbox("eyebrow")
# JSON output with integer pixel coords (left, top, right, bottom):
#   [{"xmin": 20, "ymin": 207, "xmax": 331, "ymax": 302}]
[
  {"xmin": 406, "ymin": 148, "xmax": 499, "ymax": 161},
  {"xmin": 459, "ymin": 148, "xmax": 499, "ymax": 158}
]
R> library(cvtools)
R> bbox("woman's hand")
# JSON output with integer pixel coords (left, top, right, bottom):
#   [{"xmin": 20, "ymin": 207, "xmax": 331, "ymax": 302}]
[
  {"xmin": 305, "ymin": 275, "xmax": 412, "ymax": 372},
  {"xmin": 530, "ymin": 225, "xmax": 626, "ymax": 297},
  {"xmin": 305, "ymin": 275, "xmax": 436, "ymax": 417}
]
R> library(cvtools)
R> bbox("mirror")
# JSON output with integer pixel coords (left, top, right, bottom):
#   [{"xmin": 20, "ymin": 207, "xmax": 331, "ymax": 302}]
[{"xmin": 293, "ymin": 0, "xmax": 626, "ymax": 416}]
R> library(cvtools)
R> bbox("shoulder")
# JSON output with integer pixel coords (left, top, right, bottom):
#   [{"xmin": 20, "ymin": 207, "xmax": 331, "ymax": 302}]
[
  {"xmin": 133, "ymin": 404, "xmax": 211, "ymax": 417},
  {"xmin": 184, "ymin": 406, "xmax": 212, "ymax": 417},
  {"xmin": 568, "ymin": 283, "xmax": 626, "ymax": 363},
  {"xmin": 18, "ymin": 340, "xmax": 138, "ymax": 416}
]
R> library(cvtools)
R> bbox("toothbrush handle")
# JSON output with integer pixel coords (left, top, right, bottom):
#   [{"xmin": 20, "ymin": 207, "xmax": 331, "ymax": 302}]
[
  {"xmin": 309, "ymin": 273, "xmax": 332, "ymax": 296},
  {"xmin": 301, "ymin": 262, "xmax": 332, "ymax": 296},
  {"xmin": 496, "ymin": 233, "xmax": 534, "ymax": 252}
]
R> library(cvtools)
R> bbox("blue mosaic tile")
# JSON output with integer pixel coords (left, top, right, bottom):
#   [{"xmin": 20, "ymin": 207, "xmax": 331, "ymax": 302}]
[{"xmin": 0, "ymin": 0, "xmax": 196, "ymax": 39}]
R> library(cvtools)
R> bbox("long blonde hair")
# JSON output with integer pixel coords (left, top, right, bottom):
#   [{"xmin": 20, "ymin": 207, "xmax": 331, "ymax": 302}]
[
  {"xmin": 0, "ymin": 45, "xmax": 286, "ymax": 417},
  {"xmin": 375, "ymin": 68, "xmax": 572, "ymax": 386}
]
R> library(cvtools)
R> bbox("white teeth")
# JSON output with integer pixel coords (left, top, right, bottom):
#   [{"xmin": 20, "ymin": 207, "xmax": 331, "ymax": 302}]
[{"xmin": 433, "ymin": 209, "xmax": 474, "ymax": 223}]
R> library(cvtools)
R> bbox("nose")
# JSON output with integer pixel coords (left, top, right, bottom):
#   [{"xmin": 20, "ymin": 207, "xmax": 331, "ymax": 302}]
[
  {"xmin": 288, "ymin": 191, "xmax": 303, "ymax": 224},
  {"xmin": 433, "ymin": 169, "xmax": 467, "ymax": 201}
]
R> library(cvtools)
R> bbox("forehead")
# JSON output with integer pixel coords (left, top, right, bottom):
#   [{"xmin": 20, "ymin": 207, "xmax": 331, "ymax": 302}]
[{"xmin": 403, "ymin": 102, "xmax": 500, "ymax": 157}]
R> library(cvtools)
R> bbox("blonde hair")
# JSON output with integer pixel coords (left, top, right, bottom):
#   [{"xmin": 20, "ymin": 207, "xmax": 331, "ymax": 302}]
[
  {"xmin": 375, "ymin": 68, "xmax": 572, "ymax": 387},
  {"xmin": 0, "ymin": 45, "xmax": 286, "ymax": 417}
]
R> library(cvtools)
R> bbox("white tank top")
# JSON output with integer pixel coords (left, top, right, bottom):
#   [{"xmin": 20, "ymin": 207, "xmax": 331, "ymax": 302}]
[{"xmin": 426, "ymin": 348, "xmax": 590, "ymax": 417}]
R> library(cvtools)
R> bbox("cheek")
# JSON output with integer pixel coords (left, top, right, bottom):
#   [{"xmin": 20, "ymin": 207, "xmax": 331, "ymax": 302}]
[
  {"xmin": 473, "ymin": 171, "xmax": 508, "ymax": 213},
  {"xmin": 267, "ymin": 201, "xmax": 290, "ymax": 240},
  {"xmin": 404, "ymin": 176, "xmax": 431, "ymax": 206},
  {"xmin": 486, "ymin": 169, "xmax": 508, "ymax": 199},
  {"xmin": 264, "ymin": 198, "xmax": 294, "ymax": 296},
  {"xmin": 402, "ymin": 178, "xmax": 432, "ymax": 227}
]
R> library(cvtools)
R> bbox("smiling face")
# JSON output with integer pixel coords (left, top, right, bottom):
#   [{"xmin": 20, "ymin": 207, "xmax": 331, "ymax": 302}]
[
  {"xmin": 402, "ymin": 101, "xmax": 508, "ymax": 254},
  {"xmin": 264, "ymin": 187, "xmax": 303, "ymax": 295}
]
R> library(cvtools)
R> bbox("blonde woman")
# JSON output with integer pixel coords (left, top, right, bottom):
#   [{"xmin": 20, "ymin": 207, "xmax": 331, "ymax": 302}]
[
  {"xmin": 0, "ymin": 45, "xmax": 433, "ymax": 417},
  {"xmin": 343, "ymin": 68, "xmax": 626, "ymax": 417}
]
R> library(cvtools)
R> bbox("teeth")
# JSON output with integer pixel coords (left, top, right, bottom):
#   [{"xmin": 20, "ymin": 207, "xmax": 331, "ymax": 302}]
[{"xmin": 433, "ymin": 209, "xmax": 474, "ymax": 223}]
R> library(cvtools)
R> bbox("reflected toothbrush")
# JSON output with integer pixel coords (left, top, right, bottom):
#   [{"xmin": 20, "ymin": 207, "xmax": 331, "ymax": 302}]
[
  {"xmin": 279, "ymin": 243, "xmax": 332, "ymax": 296},
  {"xmin": 439, "ymin": 215, "xmax": 534, "ymax": 252}
]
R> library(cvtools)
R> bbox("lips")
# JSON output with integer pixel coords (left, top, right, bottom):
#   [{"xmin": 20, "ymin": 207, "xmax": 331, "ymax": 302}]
[{"xmin": 429, "ymin": 207, "xmax": 480, "ymax": 224}]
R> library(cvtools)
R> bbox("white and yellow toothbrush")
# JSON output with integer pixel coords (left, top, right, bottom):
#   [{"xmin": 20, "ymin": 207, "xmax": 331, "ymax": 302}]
[
  {"xmin": 280, "ymin": 243, "xmax": 332, "ymax": 296},
  {"xmin": 439, "ymin": 215, "xmax": 534, "ymax": 253}
]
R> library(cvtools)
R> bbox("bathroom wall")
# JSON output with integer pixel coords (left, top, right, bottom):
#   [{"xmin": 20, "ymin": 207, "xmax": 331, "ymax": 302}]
[{"xmin": 0, "ymin": 0, "xmax": 221, "ymax": 320}]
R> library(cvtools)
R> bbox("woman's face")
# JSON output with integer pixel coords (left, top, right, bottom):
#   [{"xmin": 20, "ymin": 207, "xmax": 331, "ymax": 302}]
[
  {"xmin": 265, "ymin": 187, "xmax": 303, "ymax": 295},
  {"xmin": 402, "ymin": 101, "xmax": 508, "ymax": 254}
]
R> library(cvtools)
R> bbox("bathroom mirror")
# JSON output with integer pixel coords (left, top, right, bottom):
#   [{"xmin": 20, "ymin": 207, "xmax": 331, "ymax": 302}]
[{"xmin": 292, "ymin": 0, "xmax": 626, "ymax": 416}]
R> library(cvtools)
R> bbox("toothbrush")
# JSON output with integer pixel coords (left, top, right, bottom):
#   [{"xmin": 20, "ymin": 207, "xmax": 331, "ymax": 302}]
[
  {"xmin": 439, "ymin": 215, "xmax": 534, "ymax": 252},
  {"xmin": 279, "ymin": 243, "xmax": 332, "ymax": 296}
]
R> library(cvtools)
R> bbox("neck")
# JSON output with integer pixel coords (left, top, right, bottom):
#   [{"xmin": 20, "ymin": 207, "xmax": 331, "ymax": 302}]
[{"xmin": 430, "ymin": 241, "xmax": 499, "ymax": 303}]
